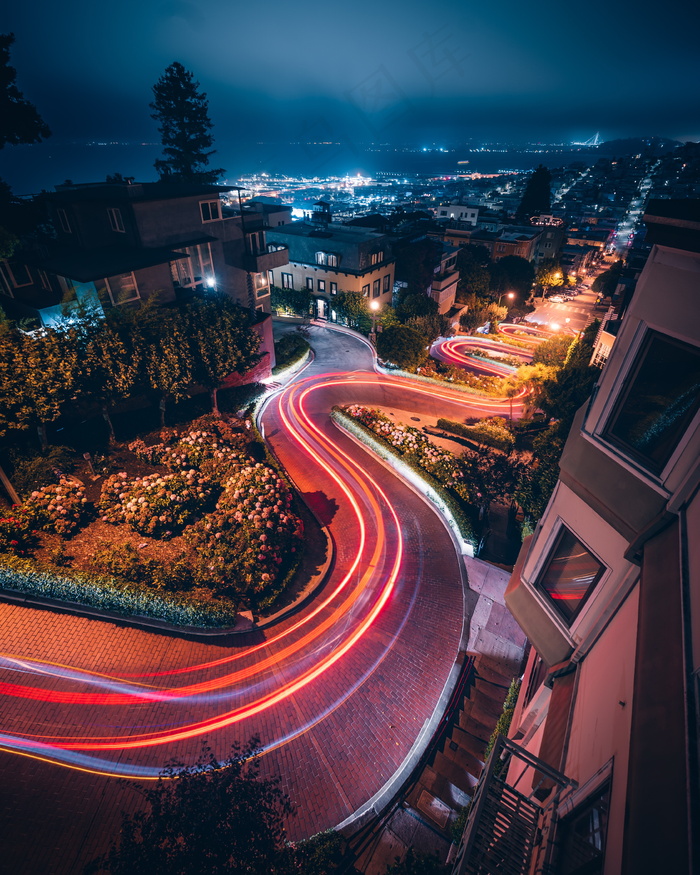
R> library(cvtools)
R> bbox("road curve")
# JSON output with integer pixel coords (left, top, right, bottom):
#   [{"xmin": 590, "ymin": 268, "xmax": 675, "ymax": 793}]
[{"xmin": 0, "ymin": 325, "xmax": 517, "ymax": 872}]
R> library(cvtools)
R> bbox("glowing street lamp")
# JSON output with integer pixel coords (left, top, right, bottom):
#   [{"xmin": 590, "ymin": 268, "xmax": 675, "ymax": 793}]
[
  {"xmin": 497, "ymin": 291, "xmax": 515, "ymax": 307},
  {"xmin": 369, "ymin": 299, "xmax": 380, "ymax": 345}
]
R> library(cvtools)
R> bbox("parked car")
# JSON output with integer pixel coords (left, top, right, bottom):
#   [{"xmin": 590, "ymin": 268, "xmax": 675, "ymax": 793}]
[{"xmin": 548, "ymin": 295, "xmax": 565, "ymax": 303}]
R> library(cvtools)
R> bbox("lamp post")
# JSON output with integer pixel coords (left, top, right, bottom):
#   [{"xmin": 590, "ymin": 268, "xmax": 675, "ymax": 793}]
[
  {"xmin": 369, "ymin": 299, "xmax": 380, "ymax": 345},
  {"xmin": 497, "ymin": 291, "xmax": 515, "ymax": 307}
]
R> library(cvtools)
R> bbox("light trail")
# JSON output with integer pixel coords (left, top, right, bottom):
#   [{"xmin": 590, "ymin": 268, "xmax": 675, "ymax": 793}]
[{"xmin": 0, "ymin": 365, "xmax": 515, "ymax": 778}]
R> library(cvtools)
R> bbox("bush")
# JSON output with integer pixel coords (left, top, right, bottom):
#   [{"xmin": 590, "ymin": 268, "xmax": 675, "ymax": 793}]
[
  {"xmin": 437, "ymin": 417, "xmax": 515, "ymax": 452},
  {"xmin": 92, "ymin": 542, "xmax": 193, "ymax": 591},
  {"xmin": 0, "ymin": 553, "xmax": 240, "ymax": 627},
  {"xmin": 273, "ymin": 333, "xmax": 310, "ymax": 373},
  {"xmin": 376, "ymin": 324, "xmax": 428, "ymax": 371},
  {"xmin": 99, "ymin": 470, "xmax": 219, "ymax": 539},
  {"xmin": 24, "ymin": 477, "xmax": 89, "ymax": 536},
  {"xmin": 7, "ymin": 446, "xmax": 76, "ymax": 498},
  {"xmin": 0, "ymin": 507, "xmax": 38, "ymax": 556}
]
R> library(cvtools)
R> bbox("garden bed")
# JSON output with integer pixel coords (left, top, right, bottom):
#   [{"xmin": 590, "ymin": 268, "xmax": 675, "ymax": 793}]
[{"xmin": 0, "ymin": 414, "xmax": 310, "ymax": 627}]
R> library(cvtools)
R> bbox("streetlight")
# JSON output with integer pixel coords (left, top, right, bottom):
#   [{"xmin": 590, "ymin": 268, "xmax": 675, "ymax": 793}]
[
  {"xmin": 369, "ymin": 299, "xmax": 380, "ymax": 345},
  {"xmin": 497, "ymin": 291, "xmax": 515, "ymax": 307}
]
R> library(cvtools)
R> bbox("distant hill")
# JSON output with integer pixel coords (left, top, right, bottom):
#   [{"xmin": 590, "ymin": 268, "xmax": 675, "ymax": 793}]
[{"xmin": 597, "ymin": 136, "xmax": 680, "ymax": 157}]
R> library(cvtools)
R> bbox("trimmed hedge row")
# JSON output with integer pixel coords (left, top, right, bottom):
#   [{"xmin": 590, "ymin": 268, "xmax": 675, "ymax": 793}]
[
  {"xmin": 332, "ymin": 408, "xmax": 477, "ymax": 551},
  {"xmin": 437, "ymin": 418, "xmax": 515, "ymax": 452},
  {"xmin": 377, "ymin": 364, "xmax": 504, "ymax": 398},
  {"xmin": 0, "ymin": 553, "xmax": 241, "ymax": 628}
]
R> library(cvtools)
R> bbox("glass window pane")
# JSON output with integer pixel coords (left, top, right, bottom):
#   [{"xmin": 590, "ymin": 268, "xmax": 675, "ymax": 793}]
[
  {"xmin": 555, "ymin": 783, "xmax": 611, "ymax": 875},
  {"xmin": 537, "ymin": 528, "xmax": 604, "ymax": 623},
  {"xmin": 605, "ymin": 332, "xmax": 700, "ymax": 472}
]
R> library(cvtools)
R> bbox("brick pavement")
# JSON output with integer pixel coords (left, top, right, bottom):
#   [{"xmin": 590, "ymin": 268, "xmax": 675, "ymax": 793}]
[{"xmin": 0, "ymin": 326, "xmax": 477, "ymax": 874}]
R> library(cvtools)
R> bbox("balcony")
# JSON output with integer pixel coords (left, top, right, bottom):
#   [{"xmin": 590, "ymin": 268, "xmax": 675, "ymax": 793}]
[
  {"xmin": 451, "ymin": 737, "xmax": 576, "ymax": 875},
  {"xmin": 239, "ymin": 245, "xmax": 289, "ymax": 273}
]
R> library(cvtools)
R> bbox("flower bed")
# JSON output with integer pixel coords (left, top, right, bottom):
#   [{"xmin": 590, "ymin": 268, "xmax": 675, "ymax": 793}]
[
  {"xmin": 336, "ymin": 406, "xmax": 477, "ymax": 550},
  {"xmin": 0, "ymin": 507, "xmax": 38, "ymax": 556}
]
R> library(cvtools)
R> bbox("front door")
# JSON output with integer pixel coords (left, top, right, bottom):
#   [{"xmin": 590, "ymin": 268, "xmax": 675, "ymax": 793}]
[{"xmin": 316, "ymin": 297, "xmax": 327, "ymax": 320}]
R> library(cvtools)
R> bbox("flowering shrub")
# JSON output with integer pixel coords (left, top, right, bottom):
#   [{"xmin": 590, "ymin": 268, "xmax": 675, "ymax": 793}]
[
  {"xmin": 185, "ymin": 462, "xmax": 303, "ymax": 597},
  {"xmin": 0, "ymin": 507, "xmax": 38, "ymax": 555},
  {"xmin": 24, "ymin": 478, "xmax": 89, "ymax": 537},
  {"xmin": 99, "ymin": 470, "xmax": 219, "ymax": 538},
  {"xmin": 128, "ymin": 416, "xmax": 247, "ymax": 478},
  {"xmin": 344, "ymin": 405, "xmax": 474, "ymax": 503}
]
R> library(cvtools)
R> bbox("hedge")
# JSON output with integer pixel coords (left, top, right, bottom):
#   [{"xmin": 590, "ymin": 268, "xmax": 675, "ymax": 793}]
[
  {"xmin": 332, "ymin": 408, "xmax": 477, "ymax": 552},
  {"xmin": 0, "ymin": 553, "xmax": 241, "ymax": 628},
  {"xmin": 437, "ymin": 418, "xmax": 515, "ymax": 452}
]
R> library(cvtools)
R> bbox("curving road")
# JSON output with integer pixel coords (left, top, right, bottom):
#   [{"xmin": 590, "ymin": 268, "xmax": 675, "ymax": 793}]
[{"xmin": 0, "ymin": 325, "xmax": 521, "ymax": 873}]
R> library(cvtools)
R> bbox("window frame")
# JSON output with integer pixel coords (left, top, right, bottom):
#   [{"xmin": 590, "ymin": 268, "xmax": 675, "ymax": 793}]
[
  {"xmin": 105, "ymin": 271, "xmax": 140, "ymax": 306},
  {"xmin": 199, "ymin": 200, "xmax": 222, "ymax": 223},
  {"xmin": 56, "ymin": 208, "xmax": 71, "ymax": 234},
  {"xmin": 107, "ymin": 207, "xmax": 125, "ymax": 233},
  {"xmin": 534, "ymin": 524, "xmax": 606, "ymax": 626},
  {"xmin": 281, "ymin": 272, "xmax": 293, "ymax": 290},
  {"xmin": 372, "ymin": 278, "xmax": 381, "ymax": 298},
  {"xmin": 601, "ymin": 329, "xmax": 700, "ymax": 475},
  {"xmin": 362, "ymin": 284, "xmax": 370, "ymax": 297}
]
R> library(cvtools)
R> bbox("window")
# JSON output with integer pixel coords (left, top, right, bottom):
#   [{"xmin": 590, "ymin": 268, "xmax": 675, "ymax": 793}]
[
  {"xmin": 439, "ymin": 210, "xmax": 447, "ymax": 216},
  {"xmin": 327, "ymin": 253, "xmax": 338, "ymax": 267},
  {"xmin": 603, "ymin": 331, "xmax": 700, "ymax": 473},
  {"xmin": 0, "ymin": 263, "xmax": 13, "ymax": 297},
  {"xmin": 315, "ymin": 251, "xmax": 338, "ymax": 267},
  {"xmin": 370, "ymin": 250, "xmax": 384, "ymax": 266},
  {"xmin": 306, "ymin": 277, "xmax": 314, "ymax": 290},
  {"xmin": 281, "ymin": 272, "xmax": 293, "ymax": 289},
  {"xmin": 383, "ymin": 274, "xmax": 391, "ymax": 293},
  {"xmin": 200, "ymin": 200, "xmax": 221, "ymax": 223},
  {"xmin": 373, "ymin": 279, "xmax": 381, "ymax": 298},
  {"xmin": 107, "ymin": 207, "xmax": 125, "ymax": 233},
  {"xmin": 318, "ymin": 279, "xmax": 326, "ymax": 292},
  {"xmin": 37, "ymin": 269, "xmax": 52, "ymax": 291},
  {"xmin": 536, "ymin": 526, "xmax": 605, "ymax": 624},
  {"xmin": 105, "ymin": 272, "xmax": 140, "ymax": 305},
  {"xmin": 56, "ymin": 208, "xmax": 71, "ymax": 233},
  {"xmin": 554, "ymin": 783, "xmax": 611, "ymax": 875},
  {"xmin": 330, "ymin": 282, "xmax": 337, "ymax": 295},
  {"xmin": 268, "ymin": 270, "xmax": 274, "ymax": 286},
  {"xmin": 6, "ymin": 262, "xmax": 32, "ymax": 287},
  {"xmin": 362, "ymin": 284, "xmax": 370, "ymax": 297}
]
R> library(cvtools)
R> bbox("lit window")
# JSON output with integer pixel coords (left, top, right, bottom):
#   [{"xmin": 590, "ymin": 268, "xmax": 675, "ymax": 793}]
[
  {"xmin": 370, "ymin": 250, "xmax": 384, "ymax": 266},
  {"xmin": 362, "ymin": 284, "xmax": 370, "ymax": 297},
  {"xmin": 554, "ymin": 783, "xmax": 611, "ymax": 875},
  {"xmin": 306, "ymin": 277, "xmax": 314, "ymax": 290},
  {"xmin": 604, "ymin": 331, "xmax": 700, "ymax": 473},
  {"xmin": 318, "ymin": 279, "xmax": 326, "ymax": 292},
  {"xmin": 383, "ymin": 274, "xmax": 391, "ymax": 292},
  {"xmin": 373, "ymin": 279, "xmax": 381, "ymax": 297},
  {"xmin": 268, "ymin": 270, "xmax": 274, "ymax": 286},
  {"xmin": 315, "ymin": 251, "xmax": 327, "ymax": 265},
  {"xmin": 107, "ymin": 207, "xmax": 125, "ymax": 233},
  {"xmin": 536, "ymin": 527, "xmax": 605, "ymax": 624},
  {"xmin": 56, "ymin": 208, "xmax": 71, "ymax": 234},
  {"xmin": 200, "ymin": 200, "xmax": 221, "ymax": 223},
  {"xmin": 330, "ymin": 282, "xmax": 337, "ymax": 295},
  {"xmin": 281, "ymin": 273, "xmax": 293, "ymax": 289}
]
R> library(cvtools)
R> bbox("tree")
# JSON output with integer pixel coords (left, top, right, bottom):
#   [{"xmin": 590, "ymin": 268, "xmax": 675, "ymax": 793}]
[
  {"xmin": 488, "ymin": 255, "xmax": 535, "ymax": 298},
  {"xmin": 516, "ymin": 164, "xmax": 551, "ymax": 221},
  {"xmin": 532, "ymin": 334, "xmax": 574, "ymax": 368},
  {"xmin": 392, "ymin": 236, "xmax": 441, "ymax": 296},
  {"xmin": 456, "ymin": 246, "xmax": 491, "ymax": 301},
  {"xmin": 592, "ymin": 260, "xmax": 625, "ymax": 299},
  {"xmin": 384, "ymin": 848, "xmax": 450, "ymax": 874},
  {"xmin": 0, "ymin": 34, "xmax": 51, "ymax": 258},
  {"xmin": 535, "ymin": 258, "xmax": 563, "ymax": 297},
  {"xmin": 0, "ymin": 34, "xmax": 51, "ymax": 150},
  {"xmin": 458, "ymin": 298, "xmax": 507, "ymax": 333},
  {"xmin": 150, "ymin": 62, "xmax": 224, "ymax": 183},
  {"xmin": 376, "ymin": 324, "xmax": 427, "ymax": 370},
  {"xmin": 404, "ymin": 312, "xmax": 451, "ymax": 346},
  {"xmin": 92, "ymin": 738, "xmax": 295, "ymax": 875},
  {"xmin": 138, "ymin": 306, "xmax": 195, "ymax": 427},
  {"xmin": 512, "ymin": 362, "xmax": 556, "ymax": 417},
  {"xmin": 185, "ymin": 296, "xmax": 261, "ymax": 416},
  {"xmin": 395, "ymin": 291, "xmax": 438, "ymax": 321},
  {"xmin": 334, "ymin": 291, "xmax": 370, "ymax": 331}
]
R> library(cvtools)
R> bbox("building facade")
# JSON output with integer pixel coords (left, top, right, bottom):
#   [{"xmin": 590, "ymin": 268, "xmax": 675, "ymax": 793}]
[{"xmin": 455, "ymin": 200, "xmax": 700, "ymax": 874}]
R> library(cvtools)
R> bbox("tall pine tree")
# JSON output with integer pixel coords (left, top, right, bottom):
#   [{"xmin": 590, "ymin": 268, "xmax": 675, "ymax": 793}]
[
  {"xmin": 516, "ymin": 164, "xmax": 551, "ymax": 222},
  {"xmin": 150, "ymin": 62, "xmax": 224, "ymax": 183}
]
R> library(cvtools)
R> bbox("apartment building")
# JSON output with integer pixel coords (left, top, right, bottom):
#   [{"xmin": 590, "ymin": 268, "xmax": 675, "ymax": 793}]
[
  {"xmin": 454, "ymin": 200, "xmax": 700, "ymax": 874},
  {"xmin": 266, "ymin": 205, "xmax": 395, "ymax": 319}
]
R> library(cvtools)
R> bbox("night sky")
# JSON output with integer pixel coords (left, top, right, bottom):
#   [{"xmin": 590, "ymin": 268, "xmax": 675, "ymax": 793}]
[{"xmin": 2, "ymin": 0, "xmax": 699, "ymax": 188}]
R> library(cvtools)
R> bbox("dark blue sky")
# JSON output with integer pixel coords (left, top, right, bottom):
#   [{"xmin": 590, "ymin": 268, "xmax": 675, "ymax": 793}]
[{"xmin": 2, "ymin": 0, "xmax": 699, "ymax": 187}]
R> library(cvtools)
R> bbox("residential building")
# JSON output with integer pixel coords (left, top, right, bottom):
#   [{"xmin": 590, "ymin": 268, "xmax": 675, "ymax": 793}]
[
  {"xmin": 429, "ymin": 243, "xmax": 460, "ymax": 313},
  {"xmin": 0, "ymin": 179, "xmax": 287, "ymax": 369},
  {"xmin": 266, "ymin": 210, "xmax": 395, "ymax": 320},
  {"xmin": 436, "ymin": 202, "xmax": 479, "ymax": 226},
  {"xmin": 454, "ymin": 200, "xmax": 700, "ymax": 874}
]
